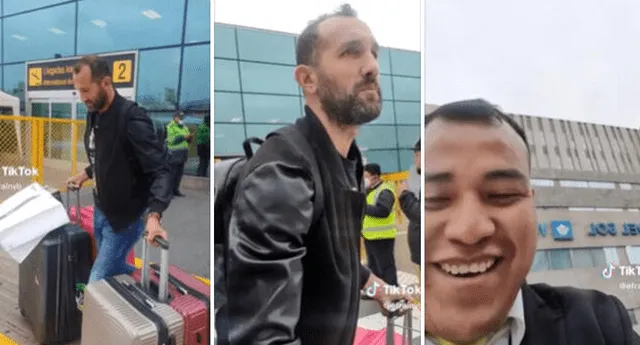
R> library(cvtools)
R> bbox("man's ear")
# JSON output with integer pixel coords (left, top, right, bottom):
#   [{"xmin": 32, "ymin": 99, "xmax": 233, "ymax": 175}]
[
  {"xmin": 101, "ymin": 76, "xmax": 112, "ymax": 88},
  {"xmin": 294, "ymin": 65, "xmax": 317, "ymax": 95}
]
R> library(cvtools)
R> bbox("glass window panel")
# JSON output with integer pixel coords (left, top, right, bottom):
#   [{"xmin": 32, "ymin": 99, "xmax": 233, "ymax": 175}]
[
  {"xmin": 591, "ymin": 248, "xmax": 607, "ymax": 267},
  {"xmin": 362, "ymin": 149, "xmax": 399, "ymax": 173},
  {"xmin": 548, "ymin": 249, "xmax": 571, "ymax": 270},
  {"xmin": 3, "ymin": 64, "xmax": 24, "ymax": 102},
  {"xmin": 390, "ymin": 49, "xmax": 420, "ymax": 77},
  {"xmin": 4, "ymin": 4, "xmax": 74, "ymax": 63},
  {"xmin": 394, "ymin": 101, "xmax": 420, "ymax": 125},
  {"xmin": 357, "ymin": 125, "xmax": 398, "ymax": 150},
  {"xmin": 243, "ymin": 94, "xmax": 301, "ymax": 124},
  {"xmin": 180, "ymin": 44, "xmax": 210, "ymax": 106},
  {"xmin": 377, "ymin": 47, "xmax": 391, "ymax": 75},
  {"xmin": 184, "ymin": 0, "xmax": 210, "ymax": 43},
  {"xmin": 531, "ymin": 179, "xmax": 555, "ymax": 187},
  {"xmin": 214, "ymin": 24, "xmax": 237, "ymax": 59},
  {"xmin": 588, "ymin": 181, "xmax": 616, "ymax": 189},
  {"xmin": 392, "ymin": 76, "xmax": 420, "ymax": 101},
  {"xmin": 559, "ymin": 180, "xmax": 589, "ymax": 188},
  {"xmin": 530, "ymin": 250, "xmax": 549, "ymax": 272},
  {"xmin": 396, "ymin": 125, "xmax": 420, "ymax": 149},
  {"xmin": 369, "ymin": 101, "xmax": 395, "ymax": 125},
  {"xmin": 380, "ymin": 75, "xmax": 393, "ymax": 101},
  {"xmin": 214, "ymin": 124, "xmax": 246, "ymax": 156},
  {"xmin": 78, "ymin": 0, "xmax": 184, "ymax": 54},
  {"xmin": 136, "ymin": 48, "xmax": 181, "ymax": 111},
  {"xmin": 620, "ymin": 183, "xmax": 633, "ymax": 190},
  {"xmin": 240, "ymin": 62, "xmax": 298, "ymax": 95},
  {"xmin": 626, "ymin": 246, "xmax": 640, "ymax": 265},
  {"xmin": 245, "ymin": 124, "xmax": 284, "ymax": 139},
  {"xmin": 213, "ymin": 92, "xmax": 243, "ymax": 123},
  {"xmin": 570, "ymin": 248, "xmax": 594, "ymax": 269},
  {"xmin": 3, "ymin": 0, "xmax": 69, "ymax": 15},
  {"xmin": 629, "ymin": 310, "xmax": 638, "ymax": 325},
  {"xmin": 398, "ymin": 149, "xmax": 415, "ymax": 171},
  {"xmin": 214, "ymin": 59, "xmax": 240, "ymax": 92},
  {"xmin": 236, "ymin": 28, "xmax": 296, "ymax": 65},
  {"xmin": 604, "ymin": 247, "xmax": 620, "ymax": 265}
]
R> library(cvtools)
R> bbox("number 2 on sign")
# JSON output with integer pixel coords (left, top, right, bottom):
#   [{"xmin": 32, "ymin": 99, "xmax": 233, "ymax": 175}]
[{"xmin": 112, "ymin": 60, "xmax": 132, "ymax": 83}]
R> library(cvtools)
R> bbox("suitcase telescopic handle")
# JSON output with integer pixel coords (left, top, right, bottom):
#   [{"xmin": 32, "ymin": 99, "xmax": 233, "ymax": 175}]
[
  {"xmin": 140, "ymin": 232, "xmax": 170, "ymax": 303},
  {"xmin": 65, "ymin": 184, "xmax": 81, "ymax": 222}
]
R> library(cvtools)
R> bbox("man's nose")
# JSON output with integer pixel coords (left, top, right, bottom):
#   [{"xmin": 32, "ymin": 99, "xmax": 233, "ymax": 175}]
[
  {"xmin": 443, "ymin": 195, "xmax": 496, "ymax": 245},
  {"xmin": 361, "ymin": 52, "xmax": 379, "ymax": 79}
]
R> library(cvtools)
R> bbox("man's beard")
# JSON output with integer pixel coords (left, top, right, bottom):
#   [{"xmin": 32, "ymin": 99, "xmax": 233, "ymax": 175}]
[
  {"xmin": 88, "ymin": 87, "xmax": 107, "ymax": 111},
  {"xmin": 317, "ymin": 72, "xmax": 382, "ymax": 126}
]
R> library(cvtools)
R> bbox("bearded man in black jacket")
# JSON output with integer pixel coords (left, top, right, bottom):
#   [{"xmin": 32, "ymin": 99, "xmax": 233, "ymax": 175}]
[{"xmin": 222, "ymin": 4, "xmax": 413, "ymax": 345}]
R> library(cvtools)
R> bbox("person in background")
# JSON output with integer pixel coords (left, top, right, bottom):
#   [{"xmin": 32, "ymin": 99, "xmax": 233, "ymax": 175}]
[
  {"xmin": 423, "ymin": 99, "xmax": 640, "ymax": 345},
  {"xmin": 362, "ymin": 163, "xmax": 399, "ymax": 287},
  {"xmin": 399, "ymin": 138, "xmax": 421, "ymax": 289},
  {"xmin": 196, "ymin": 114, "xmax": 210, "ymax": 177},
  {"xmin": 67, "ymin": 55, "xmax": 171, "ymax": 283},
  {"xmin": 166, "ymin": 111, "xmax": 192, "ymax": 197}
]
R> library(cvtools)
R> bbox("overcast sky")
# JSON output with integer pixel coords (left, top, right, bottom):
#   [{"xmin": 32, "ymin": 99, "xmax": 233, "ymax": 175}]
[
  {"xmin": 213, "ymin": 0, "xmax": 421, "ymax": 51},
  {"xmin": 425, "ymin": 0, "xmax": 640, "ymax": 128}
]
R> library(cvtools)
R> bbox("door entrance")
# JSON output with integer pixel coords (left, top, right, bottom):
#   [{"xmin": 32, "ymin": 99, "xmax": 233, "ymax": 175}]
[{"xmin": 28, "ymin": 98, "xmax": 77, "ymax": 160}]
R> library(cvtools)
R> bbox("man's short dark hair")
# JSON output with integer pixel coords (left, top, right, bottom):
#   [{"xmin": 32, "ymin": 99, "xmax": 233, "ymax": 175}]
[
  {"xmin": 73, "ymin": 55, "xmax": 111, "ymax": 82},
  {"xmin": 364, "ymin": 163, "xmax": 381, "ymax": 176},
  {"xmin": 296, "ymin": 3, "xmax": 358, "ymax": 66},
  {"xmin": 425, "ymin": 99, "xmax": 531, "ymax": 168}
]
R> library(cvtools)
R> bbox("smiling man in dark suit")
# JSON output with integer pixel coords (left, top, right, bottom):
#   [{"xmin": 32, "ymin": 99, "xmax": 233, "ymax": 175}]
[{"xmin": 422, "ymin": 99, "xmax": 640, "ymax": 345}]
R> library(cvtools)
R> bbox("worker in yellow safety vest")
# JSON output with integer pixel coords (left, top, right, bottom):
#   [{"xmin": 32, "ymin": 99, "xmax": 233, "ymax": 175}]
[{"xmin": 362, "ymin": 163, "xmax": 398, "ymax": 287}]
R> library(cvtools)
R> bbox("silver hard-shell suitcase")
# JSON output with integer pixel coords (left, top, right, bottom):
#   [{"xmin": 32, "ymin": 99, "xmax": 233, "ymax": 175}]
[{"xmin": 80, "ymin": 235, "xmax": 184, "ymax": 345}]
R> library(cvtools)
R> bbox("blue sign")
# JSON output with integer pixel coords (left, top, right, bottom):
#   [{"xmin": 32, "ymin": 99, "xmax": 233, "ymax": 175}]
[
  {"xmin": 588, "ymin": 222, "xmax": 616, "ymax": 236},
  {"xmin": 551, "ymin": 220, "xmax": 574, "ymax": 241},
  {"xmin": 589, "ymin": 223, "xmax": 640, "ymax": 236},
  {"xmin": 537, "ymin": 222, "xmax": 548, "ymax": 237}
]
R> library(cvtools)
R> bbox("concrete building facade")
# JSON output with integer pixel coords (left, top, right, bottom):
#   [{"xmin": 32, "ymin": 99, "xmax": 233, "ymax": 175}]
[{"xmin": 427, "ymin": 104, "xmax": 640, "ymax": 329}]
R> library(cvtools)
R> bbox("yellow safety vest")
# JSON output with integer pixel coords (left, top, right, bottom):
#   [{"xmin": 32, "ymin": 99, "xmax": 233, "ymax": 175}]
[{"xmin": 362, "ymin": 182, "xmax": 397, "ymax": 240}]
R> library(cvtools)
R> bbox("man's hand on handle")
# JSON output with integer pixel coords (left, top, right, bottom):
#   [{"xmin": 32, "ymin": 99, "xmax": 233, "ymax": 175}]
[
  {"xmin": 66, "ymin": 170, "xmax": 90, "ymax": 189},
  {"xmin": 363, "ymin": 274, "xmax": 416, "ymax": 317},
  {"xmin": 145, "ymin": 212, "xmax": 167, "ymax": 247}
]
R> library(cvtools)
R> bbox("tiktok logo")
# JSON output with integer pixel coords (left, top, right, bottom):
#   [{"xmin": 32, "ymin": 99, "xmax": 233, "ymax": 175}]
[
  {"xmin": 602, "ymin": 262, "xmax": 615, "ymax": 279},
  {"xmin": 365, "ymin": 281, "xmax": 379, "ymax": 297}
]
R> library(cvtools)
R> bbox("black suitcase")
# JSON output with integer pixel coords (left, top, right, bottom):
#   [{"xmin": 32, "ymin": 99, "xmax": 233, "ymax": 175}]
[{"xmin": 18, "ymin": 188, "xmax": 92, "ymax": 344}]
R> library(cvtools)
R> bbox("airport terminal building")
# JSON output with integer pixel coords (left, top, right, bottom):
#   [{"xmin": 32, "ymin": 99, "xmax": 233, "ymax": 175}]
[
  {"xmin": 214, "ymin": 23, "xmax": 421, "ymax": 173},
  {"xmin": 427, "ymin": 104, "xmax": 640, "ymax": 327}
]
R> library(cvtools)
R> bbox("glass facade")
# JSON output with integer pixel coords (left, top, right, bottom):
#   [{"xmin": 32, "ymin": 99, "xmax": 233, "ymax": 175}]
[
  {"xmin": 1, "ymin": 0, "xmax": 210, "ymax": 118},
  {"xmin": 1, "ymin": 0, "xmax": 210, "ymax": 175},
  {"xmin": 214, "ymin": 23, "xmax": 421, "ymax": 173}
]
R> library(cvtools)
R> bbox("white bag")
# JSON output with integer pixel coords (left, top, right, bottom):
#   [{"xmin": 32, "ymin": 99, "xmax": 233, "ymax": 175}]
[{"xmin": 0, "ymin": 182, "xmax": 70, "ymax": 263}]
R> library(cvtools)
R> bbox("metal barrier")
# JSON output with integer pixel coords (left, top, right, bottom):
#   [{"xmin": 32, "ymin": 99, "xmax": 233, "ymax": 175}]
[{"xmin": 0, "ymin": 115, "xmax": 87, "ymax": 200}]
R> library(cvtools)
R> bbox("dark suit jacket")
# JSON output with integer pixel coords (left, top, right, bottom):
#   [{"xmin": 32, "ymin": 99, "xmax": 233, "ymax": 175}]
[{"xmin": 522, "ymin": 283, "xmax": 640, "ymax": 345}]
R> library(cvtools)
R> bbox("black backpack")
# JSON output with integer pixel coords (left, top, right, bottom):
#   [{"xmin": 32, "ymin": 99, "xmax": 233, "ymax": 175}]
[{"xmin": 213, "ymin": 124, "xmax": 324, "ymax": 311}]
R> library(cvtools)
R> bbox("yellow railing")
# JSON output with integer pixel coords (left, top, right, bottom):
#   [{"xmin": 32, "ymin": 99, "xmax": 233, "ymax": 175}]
[{"xmin": 0, "ymin": 115, "xmax": 89, "ymax": 197}]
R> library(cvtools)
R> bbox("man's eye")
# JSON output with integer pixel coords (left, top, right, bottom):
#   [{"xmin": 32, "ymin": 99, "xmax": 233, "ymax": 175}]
[
  {"xmin": 425, "ymin": 196, "xmax": 449, "ymax": 210},
  {"xmin": 486, "ymin": 193, "xmax": 521, "ymax": 204}
]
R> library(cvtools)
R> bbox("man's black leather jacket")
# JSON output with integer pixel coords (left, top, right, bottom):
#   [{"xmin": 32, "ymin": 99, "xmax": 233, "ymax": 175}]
[{"xmin": 225, "ymin": 106, "xmax": 371, "ymax": 345}]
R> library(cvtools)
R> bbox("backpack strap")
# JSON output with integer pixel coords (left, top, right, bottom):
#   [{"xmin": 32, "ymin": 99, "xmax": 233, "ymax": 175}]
[
  {"xmin": 117, "ymin": 99, "xmax": 143, "ymax": 174},
  {"xmin": 268, "ymin": 124, "xmax": 325, "ymax": 225}
]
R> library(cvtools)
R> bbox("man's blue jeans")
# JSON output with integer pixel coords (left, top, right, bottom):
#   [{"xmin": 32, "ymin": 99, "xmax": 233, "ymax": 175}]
[{"xmin": 88, "ymin": 207, "xmax": 144, "ymax": 283}]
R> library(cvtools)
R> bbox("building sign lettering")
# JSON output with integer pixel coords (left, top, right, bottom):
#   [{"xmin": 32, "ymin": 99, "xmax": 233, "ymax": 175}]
[{"xmin": 588, "ymin": 222, "xmax": 640, "ymax": 236}]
